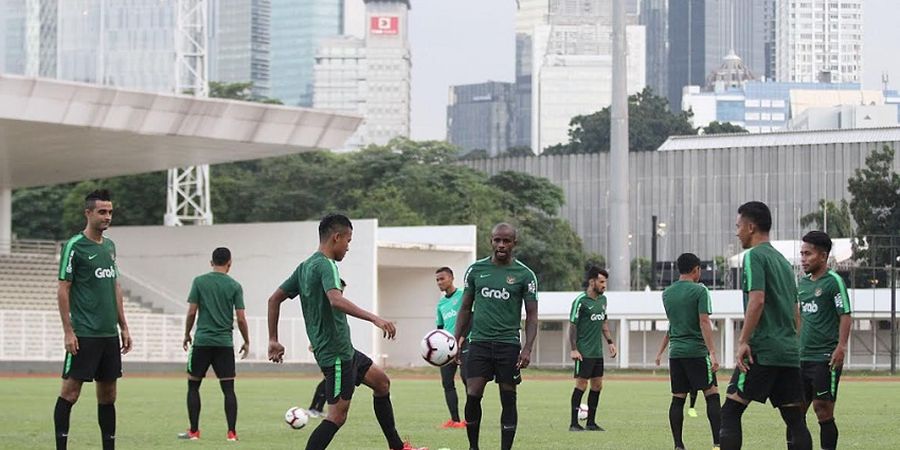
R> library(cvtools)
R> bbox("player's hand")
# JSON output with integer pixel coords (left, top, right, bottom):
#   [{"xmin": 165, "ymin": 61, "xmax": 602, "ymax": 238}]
[
  {"xmin": 64, "ymin": 330, "xmax": 79, "ymax": 356},
  {"xmin": 608, "ymin": 343, "xmax": 618, "ymax": 358},
  {"xmin": 268, "ymin": 340, "xmax": 285, "ymax": 363},
  {"xmin": 182, "ymin": 334, "xmax": 192, "ymax": 352},
  {"xmin": 374, "ymin": 317, "xmax": 396, "ymax": 340},
  {"xmin": 120, "ymin": 328, "xmax": 132, "ymax": 355},
  {"xmin": 829, "ymin": 345, "xmax": 846, "ymax": 370},
  {"xmin": 709, "ymin": 352, "xmax": 720, "ymax": 372},
  {"xmin": 570, "ymin": 349, "xmax": 583, "ymax": 361},
  {"xmin": 239, "ymin": 342, "xmax": 250, "ymax": 360},
  {"xmin": 655, "ymin": 352, "xmax": 663, "ymax": 366},
  {"xmin": 517, "ymin": 348, "xmax": 532, "ymax": 369},
  {"xmin": 735, "ymin": 342, "xmax": 753, "ymax": 373}
]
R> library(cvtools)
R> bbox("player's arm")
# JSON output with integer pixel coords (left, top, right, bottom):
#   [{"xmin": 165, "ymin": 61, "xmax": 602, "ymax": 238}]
[
  {"xmin": 454, "ymin": 290, "xmax": 474, "ymax": 345},
  {"xmin": 655, "ymin": 333, "xmax": 669, "ymax": 366},
  {"xmin": 435, "ymin": 303, "xmax": 444, "ymax": 330},
  {"xmin": 115, "ymin": 282, "xmax": 132, "ymax": 354},
  {"xmin": 699, "ymin": 314, "xmax": 719, "ymax": 371},
  {"xmin": 266, "ymin": 287, "xmax": 291, "ymax": 363},
  {"xmin": 326, "ymin": 289, "xmax": 397, "ymax": 339},
  {"xmin": 236, "ymin": 309, "xmax": 250, "ymax": 360},
  {"xmin": 602, "ymin": 321, "xmax": 617, "ymax": 358},
  {"xmin": 518, "ymin": 300, "xmax": 538, "ymax": 369},
  {"xmin": 183, "ymin": 303, "xmax": 199, "ymax": 351},
  {"xmin": 57, "ymin": 280, "xmax": 78, "ymax": 355},
  {"xmin": 736, "ymin": 291, "xmax": 764, "ymax": 372},
  {"xmin": 831, "ymin": 314, "xmax": 851, "ymax": 369},
  {"xmin": 568, "ymin": 322, "xmax": 582, "ymax": 361}
]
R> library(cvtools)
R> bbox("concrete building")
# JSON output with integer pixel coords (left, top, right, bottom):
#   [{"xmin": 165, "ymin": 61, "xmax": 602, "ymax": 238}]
[
  {"xmin": 770, "ymin": 0, "xmax": 863, "ymax": 83},
  {"xmin": 211, "ymin": 0, "xmax": 272, "ymax": 99},
  {"xmin": 0, "ymin": 0, "xmax": 26, "ymax": 75},
  {"xmin": 790, "ymin": 104, "xmax": 900, "ymax": 131},
  {"xmin": 447, "ymin": 81, "xmax": 516, "ymax": 156},
  {"xmin": 313, "ymin": 0, "xmax": 411, "ymax": 150}
]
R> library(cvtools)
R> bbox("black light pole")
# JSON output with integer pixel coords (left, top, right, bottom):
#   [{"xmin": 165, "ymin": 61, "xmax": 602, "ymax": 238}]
[
  {"xmin": 891, "ymin": 239, "xmax": 897, "ymax": 375},
  {"xmin": 651, "ymin": 215, "xmax": 658, "ymax": 290}
]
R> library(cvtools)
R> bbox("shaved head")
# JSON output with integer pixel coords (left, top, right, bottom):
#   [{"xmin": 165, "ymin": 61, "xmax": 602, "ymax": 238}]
[
  {"xmin": 492, "ymin": 222, "xmax": 517, "ymax": 239},
  {"xmin": 490, "ymin": 222, "xmax": 518, "ymax": 264}
]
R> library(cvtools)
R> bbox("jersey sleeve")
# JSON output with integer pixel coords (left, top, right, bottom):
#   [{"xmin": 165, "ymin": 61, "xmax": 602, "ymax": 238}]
[
  {"xmin": 698, "ymin": 285, "xmax": 712, "ymax": 315},
  {"xmin": 233, "ymin": 283, "xmax": 245, "ymax": 310},
  {"xmin": 435, "ymin": 302, "xmax": 444, "ymax": 328},
  {"xmin": 317, "ymin": 258, "xmax": 343, "ymax": 293},
  {"xmin": 187, "ymin": 278, "xmax": 200, "ymax": 304},
  {"xmin": 568, "ymin": 297, "xmax": 581, "ymax": 324},
  {"xmin": 523, "ymin": 269, "xmax": 538, "ymax": 303},
  {"xmin": 828, "ymin": 272, "xmax": 852, "ymax": 315},
  {"xmin": 58, "ymin": 240, "xmax": 77, "ymax": 282},
  {"xmin": 279, "ymin": 264, "xmax": 302, "ymax": 299},
  {"xmin": 463, "ymin": 264, "xmax": 476, "ymax": 297},
  {"xmin": 742, "ymin": 250, "xmax": 766, "ymax": 293}
]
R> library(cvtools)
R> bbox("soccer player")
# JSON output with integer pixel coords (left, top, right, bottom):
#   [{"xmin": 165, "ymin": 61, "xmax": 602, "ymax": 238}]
[
  {"xmin": 54, "ymin": 189, "xmax": 132, "ymax": 450},
  {"xmin": 719, "ymin": 201, "xmax": 812, "ymax": 450},
  {"xmin": 454, "ymin": 223, "xmax": 539, "ymax": 450},
  {"xmin": 178, "ymin": 247, "xmax": 250, "ymax": 442},
  {"xmin": 266, "ymin": 214, "xmax": 424, "ymax": 450},
  {"xmin": 790, "ymin": 231, "xmax": 851, "ymax": 450},
  {"xmin": 656, "ymin": 339, "xmax": 701, "ymax": 419},
  {"xmin": 434, "ymin": 266, "xmax": 467, "ymax": 429},
  {"xmin": 660, "ymin": 253, "xmax": 721, "ymax": 450},
  {"xmin": 567, "ymin": 266, "xmax": 616, "ymax": 432}
]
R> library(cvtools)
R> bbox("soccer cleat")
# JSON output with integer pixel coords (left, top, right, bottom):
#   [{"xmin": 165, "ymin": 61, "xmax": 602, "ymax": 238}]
[
  {"xmin": 307, "ymin": 409, "xmax": 324, "ymax": 419},
  {"xmin": 440, "ymin": 419, "xmax": 457, "ymax": 429},
  {"xmin": 177, "ymin": 429, "xmax": 200, "ymax": 440},
  {"xmin": 585, "ymin": 423, "xmax": 605, "ymax": 431},
  {"xmin": 688, "ymin": 407, "xmax": 699, "ymax": 418},
  {"xmin": 569, "ymin": 424, "xmax": 585, "ymax": 432},
  {"xmin": 451, "ymin": 420, "xmax": 467, "ymax": 429},
  {"xmin": 399, "ymin": 442, "xmax": 428, "ymax": 450},
  {"xmin": 226, "ymin": 430, "xmax": 238, "ymax": 441}
]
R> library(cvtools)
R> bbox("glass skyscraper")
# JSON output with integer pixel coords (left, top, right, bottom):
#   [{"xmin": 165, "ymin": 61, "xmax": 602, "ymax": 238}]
[{"xmin": 211, "ymin": 0, "xmax": 271, "ymax": 99}]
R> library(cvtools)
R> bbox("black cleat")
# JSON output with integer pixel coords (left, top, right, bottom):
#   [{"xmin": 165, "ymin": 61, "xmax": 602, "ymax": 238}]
[
  {"xmin": 569, "ymin": 424, "xmax": 586, "ymax": 432},
  {"xmin": 585, "ymin": 423, "xmax": 605, "ymax": 431}
]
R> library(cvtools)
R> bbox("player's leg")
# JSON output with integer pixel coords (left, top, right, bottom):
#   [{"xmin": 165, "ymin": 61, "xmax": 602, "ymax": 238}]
[
  {"xmin": 687, "ymin": 356, "xmax": 721, "ymax": 447},
  {"xmin": 56, "ymin": 377, "xmax": 84, "ymax": 450},
  {"xmin": 180, "ymin": 346, "xmax": 212, "ymax": 439},
  {"xmin": 810, "ymin": 363, "xmax": 840, "ymax": 450},
  {"xmin": 358, "ymin": 353, "xmax": 408, "ymax": 450},
  {"xmin": 773, "ymin": 367, "xmax": 812, "ymax": 450},
  {"xmin": 309, "ymin": 379, "xmax": 327, "ymax": 416},
  {"xmin": 668, "ymin": 359, "xmax": 692, "ymax": 449},
  {"xmin": 788, "ymin": 362, "xmax": 815, "ymax": 450},
  {"xmin": 305, "ymin": 359, "xmax": 354, "ymax": 450},
  {"xmin": 94, "ymin": 337, "xmax": 122, "ymax": 450},
  {"xmin": 496, "ymin": 343, "xmax": 522, "ymax": 450},
  {"xmin": 459, "ymin": 340, "xmax": 469, "ymax": 390},
  {"xmin": 688, "ymin": 390, "xmax": 699, "ymax": 417},
  {"xmin": 57, "ymin": 337, "xmax": 102, "ymax": 450},
  {"xmin": 585, "ymin": 358, "xmax": 605, "ymax": 431},
  {"xmin": 464, "ymin": 342, "xmax": 492, "ymax": 450},
  {"xmin": 720, "ymin": 365, "xmax": 756, "ymax": 450},
  {"xmin": 440, "ymin": 361, "xmax": 462, "ymax": 424},
  {"xmin": 211, "ymin": 347, "xmax": 238, "ymax": 440},
  {"xmin": 569, "ymin": 358, "xmax": 589, "ymax": 430}
]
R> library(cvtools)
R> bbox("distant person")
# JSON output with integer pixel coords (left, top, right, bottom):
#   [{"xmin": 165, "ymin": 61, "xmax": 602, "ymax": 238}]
[
  {"xmin": 719, "ymin": 201, "xmax": 811, "ymax": 450},
  {"xmin": 54, "ymin": 189, "xmax": 133, "ymax": 450},
  {"xmin": 434, "ymin": 266, "xmax": 467, "ymax": 429},
  {"xmin": 178, "ymin": 247, "xmax": 249, "ymax": 442}
]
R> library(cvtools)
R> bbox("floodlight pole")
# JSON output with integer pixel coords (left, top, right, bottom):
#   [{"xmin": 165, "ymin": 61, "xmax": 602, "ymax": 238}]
[
  {"xmin": 651, "ymin": 215, "xmax": 658, "ymax": 290},
  {"xmin": 166, "ymin": 0, "xmax": 213, "ymax": 226},
  {"xmin": 608, "ymin": 0, "xmax": 630, "ymax": 291},
  {"xmin": 891, "ymin": 240, "xmax": 897, "ymax": 375}
]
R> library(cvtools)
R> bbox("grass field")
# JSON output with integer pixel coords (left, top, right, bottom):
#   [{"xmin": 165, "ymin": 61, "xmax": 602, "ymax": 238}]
[{"xmin": 2, "ymin": 372, "xmax": 898, "ymax": 449}]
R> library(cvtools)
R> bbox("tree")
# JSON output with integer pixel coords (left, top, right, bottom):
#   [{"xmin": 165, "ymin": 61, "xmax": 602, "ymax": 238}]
[
  {"xmin": 631, "ymin": 257, "xmax": 652, "ymax": 290},
  {"xmin": 847, "ymin": 144, "xmax": 900, "ymax": 268},
  {"xmin": 209, "ymin": 81, "xmax": 283, "ymax": 104},
  {"xmin": 544, "ymin": 87, "xmax": 696, "ymax": 154},
  {"xmin": 459, "ymin": 149, "xmax": 489, "ymax": 160},
  {"xmin": 701, "ymin": 121, "xmax": 748, "ymax": 135},
  {"xmin": 503, "ymin": 146, "xmax": 534, "ymax": 157},
  {"xmin": 800, "ymin": 199, "xmax": 853, "ymax": 238}
]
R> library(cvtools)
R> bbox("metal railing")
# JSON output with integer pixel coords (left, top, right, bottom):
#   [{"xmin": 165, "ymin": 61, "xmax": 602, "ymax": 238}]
[{"xmin": 0, "ymin": 239, "xmax": 61, "ymax": 256}]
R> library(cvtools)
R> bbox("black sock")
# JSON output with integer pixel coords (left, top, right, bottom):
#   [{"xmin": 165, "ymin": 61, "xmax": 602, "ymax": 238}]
[
  {"xmin": 465, "ymin": 394, "xmax": 482, "ymax": 450},
  {"xmin": 220, "ymin": 380, "xmax": 237, "ymax": 433},
  {"xmin": 445, "ymin": 388, "xmax": 461, "ymax": 422},
  {"xmin": 305, "ymin": 419, "xmax": 340, "ymax": 450},
  {"xmin": 786, "ymin": 426, "xmax": 795, "ymax": 450},
  {"xmin": 54, "ymin": 397, "xmax": 74, "ymax": 450},
  {"xmin": 570, "ymin": 388, "xmax": 585, "ymax": 426},
  {"xmin": 373, "ymin": 394, "xmax": 404, "ymax": 450},
  {"xmin": 310, "ymin": 379, "xmax": 327, "ymax": 411},
  {"xmin": 586, "ymin": 389, "xmax": 601, "ymax": 425},
  {"xmin": 719, "ymin": 398, "xmax": 747, "ymax": 450},
  {"xmin": 499, "ymin": 390, "xmax": 517, "ymax": 450},
  {"xmin": 98, "ymin": 403, "xmax": 116, "ymax": 450},
  {"xmin": 705, "ymin": 393, "xmax": 721, "ymax": 446},
  {"xmin": 819, "ymin": 418, "xmax": 838, "ymax": 450},
  {"xmin": 690, "ymin": 391, "xmax": 698, "ymax": 409},
  {"xmin": 669, "ymin": 396, "xmax": 686, "ymax": 448},
  {"xmin": 187, "ymin": 379, "xmax": 201, "ymax": 432},
  {"xmin": 779, "ymin": 407, "xmax": 811, "ymax": 450}
]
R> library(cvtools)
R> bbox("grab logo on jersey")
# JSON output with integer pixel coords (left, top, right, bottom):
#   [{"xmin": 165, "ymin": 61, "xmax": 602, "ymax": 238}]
[
  {"xmin": 590, "ymin": 313, "xmax": 606, "ymax": 321},
  {"xmin": 95, "ymin": 266, "xmax": 117, "ymax": 279},
  {"xmin": 481, "ymin": 287, "xmax": 511, "ymax": 300},
  {"xmin": 370, "ymin": 16, "xmax": 399, "ymax": 35},
  {"xmin": 801, "ymin": 301, "xmax": 818, "ymax": 314}
]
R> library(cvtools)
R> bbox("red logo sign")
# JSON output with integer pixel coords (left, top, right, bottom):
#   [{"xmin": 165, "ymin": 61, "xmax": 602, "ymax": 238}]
[{"xmin": 370, "ymin": 16, "xmax": 399, "ymax": 35}]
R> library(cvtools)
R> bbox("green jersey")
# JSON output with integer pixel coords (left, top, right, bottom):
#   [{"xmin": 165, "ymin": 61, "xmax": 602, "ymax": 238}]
[
  {"xmin": 741, "ymin": 242, "xmax": 800, "ymax": 367},
  {"xmin": 799, "ymin": 270, "xmax": 852, "ymax": 362},
  {"xmin": 568, "ymin": 293, "xmax": 607, "ymax": 358},
  {"xmin": 188, "ymin": 272, "xmax": 245, "ymax": 347},
  {"xmin": 436, "ymin": 288, "xmax": 464, "ymax": 334},
  {"xmin": 294, "ymin": 252, "xmax": 354, "ymax": 367},
  {"xmin": 58, "ymin": 233, "xmax": 119, "ymax": 338},
  {"xmin": 463, "ymin": 257, "xmax": 538, "ymax": 344},
  {"xmin": 662, "ymin": 281, "xmax": 712, "ymax": 358}
]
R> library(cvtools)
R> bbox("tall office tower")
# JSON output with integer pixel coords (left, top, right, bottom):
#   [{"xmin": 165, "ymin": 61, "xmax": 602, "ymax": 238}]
[
  {"xmin": 447, "ymin": 81, "xmax": 517, "ymax": 156},
  {"xmin": 211, "ymin": 0, "xmax": 271, "ymax": 99},
  {"xmin": 514, "ymin": 0, "xmax": 552, "ymax": 150}
]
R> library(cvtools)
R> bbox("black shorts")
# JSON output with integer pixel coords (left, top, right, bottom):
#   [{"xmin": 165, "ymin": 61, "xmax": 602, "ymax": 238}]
[
  {"xmin": 726, "ymin": 362, "xmax": 804, "ymax": 407},
  {"xmin": 801, "ymin": 361, "xmax": 842, "ymax": 403},
  {"xmin": 466, "ymin": 341, "xmax": 522, "ymax": 385},
  {"xmin": 188, "ymin": 346, "xmax": 236, "ymax": 379},
  {"xmin": 458, "ymin": 340, "xmax": 469, "ymax": 381},
  {"xmin": 670, "ymin": 356, "xmax": 716, "ymax": 394},
  {"xmin": 62, "ymin": 336, "xmax": 122, "ymax": 382},
  {"xmin": 321, "ymin": 350, "xmax": 373, "ymax": 404},
  {"xmin": 574, "ymin": 357, "xmax": 604, "ymax": 379}
]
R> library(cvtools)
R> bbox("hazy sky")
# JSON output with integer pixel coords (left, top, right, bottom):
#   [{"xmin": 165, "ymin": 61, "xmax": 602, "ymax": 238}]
[{"xmin": 408, "ymin": 0, "xmax": 900, "ymax": 141}]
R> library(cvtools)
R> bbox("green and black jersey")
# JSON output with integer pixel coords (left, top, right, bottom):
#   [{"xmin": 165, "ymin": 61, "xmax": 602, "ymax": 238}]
[
  {"xmin": 436, "ymin": 288, "xmax": 464, "ymax": 335},
  {"xmin": 662, "ymin": 281, "xmax": 712, "ymax": 358},
  {"xmin": 568, "ymin": 293, "xmax": 607, "ymax": 358},
  {"xmin": 188, "ymin": 272, "xmax": 245, "ymax": 347},
  {"xmin": 463, "ymin": 257, "xmax": 538, "ymax": 345},
  {"xmin": 741, "ymin": 242, "xmax": 800, "ymax": 367},
  {"xmin": 799, "ymin": 270, "xmax": 852, "ymax": 362},
  {"xmin": 291, "ymin": 252, "xmax": 354, "ymax": 368},
  {"xmin": 58, "ymin": 233, "xmax": 119, "ymax": 337}
]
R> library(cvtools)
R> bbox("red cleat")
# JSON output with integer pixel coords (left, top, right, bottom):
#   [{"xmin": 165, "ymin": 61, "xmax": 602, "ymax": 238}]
[
  {"xmin": 451, "ymin": 420, "xmax": 467, "ymax": 429},
  {"xmin": 226, "ymin": 430, "xmax": 238, "ymax": 441},
  {"xmin": 400, "ymin": 442, "xmax": 428, "ymax": 450},
  {"xmin": 177, "ymin": 429, "xmax": 200, "ymax": 440},
  {"xmin": 440, "ymin": 419, "xmax": 456, "ymax": 429}
]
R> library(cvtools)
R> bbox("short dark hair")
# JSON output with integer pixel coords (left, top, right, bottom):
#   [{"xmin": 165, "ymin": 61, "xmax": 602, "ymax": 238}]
[
  {"xmin": 318, "ymin": 214, "xmax": 353, "ymax": 241},
  {"xmin": 84, "ymin": 189, "xmax": 112, "ymax": 210},
  {"xmin": 586, "ymin": 266, "xmax": 609, "ymax": 283},
  {"xmin": 212, "ymin": 247, "xmax": 231, "ymax": 266},
  {"xmin": 802, "ymin": 230, "xmax": 832, "ymax": 254},
  {"xmin": 436, "ymin": 267, "xmax": 454, "ymax": 276},
  {"xmin": 676, "ymin": 253, "xmax": 702, "ymax": 274},
  {"xmin": 738, "ymin": 201, "xmax": 772, "ymax": 232}
]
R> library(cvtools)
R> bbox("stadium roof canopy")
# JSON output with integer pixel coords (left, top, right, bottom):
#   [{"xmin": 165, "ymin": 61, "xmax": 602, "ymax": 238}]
[
  {"xmin": 658, "ymin": 126, "xmax": 900, "ymax": 151},
  {"xmin": 0, "ymin": 74, "xmax": 362, "ymax": 189}
]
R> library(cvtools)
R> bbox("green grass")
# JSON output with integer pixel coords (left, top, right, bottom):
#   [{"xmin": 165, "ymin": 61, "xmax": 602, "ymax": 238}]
[{"xmin": 2, "ymin": 373, "xmax": 898, "ymax": 449}]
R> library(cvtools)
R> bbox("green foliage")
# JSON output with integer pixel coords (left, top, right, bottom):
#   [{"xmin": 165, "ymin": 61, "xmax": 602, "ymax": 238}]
[
  {"xmin": 701, "ymin": 121, "xmax": 748, "ymax": 135},
  {"xmin": 847, "ymin": 145, "xmax": 900, "ymax": 267},
  {"xmin": 800, "ymin": 199, "xmax": 853, "ymax": 238},
  {"xmin": 11, "ymin": 184, "xmax": 73, "ymax": 240},
  {"xmin": 544, "ymin": 87, "xmax": 696, "ymax": 154},
  {"xmin": 504, "ymin": 146, "xmax": 535, "ymax": 157},
  {"xmin": 209, "ymin": 81, "xmax": 283, "ymax": 104},
  {"xmin": 459, "ymin": 148, "xmax": 489, "ymax": 160},
  {"xmin": 631, "ymin": 257, "xmax": 652, "ymax": 290}
]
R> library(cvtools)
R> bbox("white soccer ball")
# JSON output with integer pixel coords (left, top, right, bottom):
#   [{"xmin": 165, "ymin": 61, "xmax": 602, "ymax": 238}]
[
  {"xmin": 577, "ymin": 403, "xmax": 588, "ymax": 421},
  {"xmin": 284, "ymin": 406, "xmax": 309, "ymax": 430},
  {"xmin": 420, "ymin": 329, "xmax": 459, "ymax": 367}
]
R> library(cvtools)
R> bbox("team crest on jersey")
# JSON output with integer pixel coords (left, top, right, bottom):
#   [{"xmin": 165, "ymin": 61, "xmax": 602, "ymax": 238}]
[
  {"xmin": 506, "ymin": 276, "xmax": 516, "ymax": 285},
  {"xmin": 814, "ymin": 288, "xmax": 823, "ymax": 297}
]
